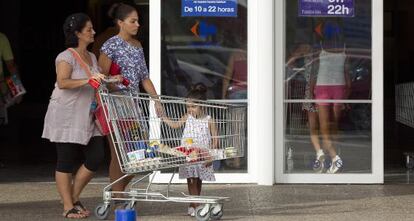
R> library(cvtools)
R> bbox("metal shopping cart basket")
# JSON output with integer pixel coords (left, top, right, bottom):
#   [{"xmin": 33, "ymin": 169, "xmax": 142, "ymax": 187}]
[{"xmin": 94, "ymin": 88, "xmax": 247, "ymax": 221}]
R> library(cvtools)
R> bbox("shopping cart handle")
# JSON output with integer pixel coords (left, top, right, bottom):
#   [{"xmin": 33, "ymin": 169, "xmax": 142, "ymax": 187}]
[
  {"xmin": 89, "ymin": 77, "xmax": 130, "ymax": 89},
  {"xmin": 101, "ymin": 77, "xmax": 130, "ymax": 86},
  {"xmin": 102, "ymin": 78, "xmax": 119, "ymax": 83}
]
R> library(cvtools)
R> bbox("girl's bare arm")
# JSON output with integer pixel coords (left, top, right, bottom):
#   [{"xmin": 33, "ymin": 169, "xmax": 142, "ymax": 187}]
[{"xmin": 162, "ymin": 114, "xmax": 187, "ymax": 129}]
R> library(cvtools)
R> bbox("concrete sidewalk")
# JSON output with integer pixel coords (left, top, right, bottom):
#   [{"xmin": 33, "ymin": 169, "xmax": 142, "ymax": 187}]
[{"xmin": 1, "ymin": 181, "xmax": 414, "ymax": 221}]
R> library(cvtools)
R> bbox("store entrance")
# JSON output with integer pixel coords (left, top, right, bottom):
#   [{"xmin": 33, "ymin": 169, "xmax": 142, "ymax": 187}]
[
  {"xmin": 0, "ymin": 0, "xmax": 149, "ymax": 168},
  {"xmin": 384, "ymin": 0, "xmax": 414, "ymax": 182}
]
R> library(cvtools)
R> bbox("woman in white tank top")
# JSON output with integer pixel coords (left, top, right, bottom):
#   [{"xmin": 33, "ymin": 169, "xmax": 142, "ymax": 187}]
[{"xmin": 312, "ymin": 31, "xmax": 351, "ymax": 173}]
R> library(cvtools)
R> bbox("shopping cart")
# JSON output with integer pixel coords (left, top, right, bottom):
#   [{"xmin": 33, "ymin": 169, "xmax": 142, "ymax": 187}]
[{"xmin": 94, "ymin": 87, "xmax": 247, "ymax": 221}]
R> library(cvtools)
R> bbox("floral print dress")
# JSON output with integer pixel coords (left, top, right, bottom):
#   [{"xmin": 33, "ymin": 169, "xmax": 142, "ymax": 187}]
[
  {"xmin": 100, "ymin": 35, "xmax": 149, "ymax": 94},
  {"xmin": 178, "ymin": 114, "xmax": 215, "ymax": 181}
]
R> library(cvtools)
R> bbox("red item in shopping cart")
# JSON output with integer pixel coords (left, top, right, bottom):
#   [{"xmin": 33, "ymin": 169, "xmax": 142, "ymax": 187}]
[
  {"xmin": 176, "ymin": 146, "xmax": 189, "ymax": 155},
  {"xmin": 176, "ymin": 146, "xmax": 200, "ymax": 162},
  {"xmin": 88, "ymin": 78, "xmax": 101, "ymax": 89}
]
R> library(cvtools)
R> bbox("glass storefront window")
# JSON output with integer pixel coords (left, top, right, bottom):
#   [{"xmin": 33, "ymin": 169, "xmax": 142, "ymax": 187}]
[
  {"xmin": 161, "ymin": 0, "xmax": 248, "ymax": 173},
  {"xmin": 284, "ymin": 0, "xmax": 372, "ymax": 174}
]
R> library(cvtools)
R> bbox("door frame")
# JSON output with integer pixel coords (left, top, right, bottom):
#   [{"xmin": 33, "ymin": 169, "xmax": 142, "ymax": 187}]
[
  {"xmin": 274, "ymin": 0, "xmax": 384, "ymax": 184},
  {"xmin": 148, "ymin": 0, "xmax": 273, "ymax": 184}
]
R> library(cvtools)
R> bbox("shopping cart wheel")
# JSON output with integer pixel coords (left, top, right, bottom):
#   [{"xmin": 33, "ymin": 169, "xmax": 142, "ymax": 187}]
[
  {"xmin": 210, "ymin": 204, "xmax": 224, "ymax": 220},
  {"xmin": 195, "ymin": 204, "xmax": 211, "ymax": 221},
  {"xmin": 94, "ymin": 203, "xmax": 110, "ymax": 220}
]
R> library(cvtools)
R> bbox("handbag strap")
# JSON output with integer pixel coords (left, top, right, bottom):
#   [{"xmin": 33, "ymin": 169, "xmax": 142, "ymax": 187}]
[
  {"xmin": 67, "ymin": 48, "xmax": 102, "ymax": 104},
  {"xmin": 67, "ymin": 48, "xmax": 94, "ymax": 78}
]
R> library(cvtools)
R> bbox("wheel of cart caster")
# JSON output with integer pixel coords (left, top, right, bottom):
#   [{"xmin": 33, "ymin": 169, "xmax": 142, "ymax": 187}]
[
  {"xmin": 195, "ymin": 204, "xmax": 211, "ymax": 221},
  {"xmin": 94, "ymin": 203, "xmax": 110, "ymax": 220},
  {"xmin": 210, "ymin": 204, "xmax": 224, "ymax": 220}
]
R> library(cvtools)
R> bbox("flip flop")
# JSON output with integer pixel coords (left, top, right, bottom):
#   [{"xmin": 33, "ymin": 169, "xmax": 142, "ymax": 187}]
[
  {"xmin": 73, "ymin": 201, "xmax": 90, "ymax": 216},
  {"xmin": 63, "ymin": 207, "xmax": 86, "ymax": 219}
]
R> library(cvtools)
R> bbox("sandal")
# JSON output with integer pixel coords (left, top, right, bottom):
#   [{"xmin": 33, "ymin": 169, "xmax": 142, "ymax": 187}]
[
  {"xmin": 63, "ymin": 207, "xmax": 86, "ymax": 219},
  {"xmin": 73, "ymin": 201, "xmax": 90, "ymax": 216}
]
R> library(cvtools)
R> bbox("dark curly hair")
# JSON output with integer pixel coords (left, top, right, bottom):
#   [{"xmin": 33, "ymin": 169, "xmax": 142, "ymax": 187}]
[
  {"xmin": 63, "ymin": 13, "xmax": 91, "ymax": 48},
  {"xmin": 187, "ymin": 83, "xmax": 208, "ymax": 100},
  {"xmin": 108, "ymin": 3, "xmax": 136, "ymax": 25}
]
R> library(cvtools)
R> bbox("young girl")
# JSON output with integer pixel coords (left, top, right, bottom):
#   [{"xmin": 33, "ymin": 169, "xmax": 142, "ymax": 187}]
[
  {"xmin": 287, "ymin": 43, "xmax": 324, "ymax": 173},
  {"xmin": 313, "ymin": 20, "xmax": 350, "ymax": 173},
  {"xmin": 162, "ymin": 83, "xmax": 218, "ymax": 217}
]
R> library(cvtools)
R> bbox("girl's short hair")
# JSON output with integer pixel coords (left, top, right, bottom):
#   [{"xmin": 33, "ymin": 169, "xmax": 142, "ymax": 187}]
[
  {"xmin": 63, "ymin": 13, "xmax": 91, "ymax": 48},
  {"xmin": 108, "ymin": 3, "xmax": 136, "ymax": 25},
  {"xmin": 187, "ymin": 83, "xmax": 208, "ymax": 100}
]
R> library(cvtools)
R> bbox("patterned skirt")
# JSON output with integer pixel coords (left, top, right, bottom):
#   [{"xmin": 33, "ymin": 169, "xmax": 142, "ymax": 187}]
[
  {"xmin": 179, "ymin": 163, "xmax": 215, "ymax": 181},
  {"xmin": 302, "ymin": 83, "xmax": 318, "ymax": 113}
]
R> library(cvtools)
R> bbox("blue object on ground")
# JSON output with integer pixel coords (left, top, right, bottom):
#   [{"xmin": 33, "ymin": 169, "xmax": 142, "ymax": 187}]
[{"xmin": 115, "ymin": 209, "xmax": 136, "ymax": 221}]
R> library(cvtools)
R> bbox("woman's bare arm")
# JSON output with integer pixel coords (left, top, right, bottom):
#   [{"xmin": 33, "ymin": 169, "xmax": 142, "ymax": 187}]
[
  {"xmin": 98, "ymin": 53, "xmax": 112, "ymax": 76},
  {"xmin": 56, "ymin": 61, "xmax": 89, "ymax": 89}
]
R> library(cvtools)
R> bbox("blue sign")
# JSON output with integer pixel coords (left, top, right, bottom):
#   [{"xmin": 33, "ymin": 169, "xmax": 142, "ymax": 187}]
[
  {"xmin": 182, "ymin": 0, "xmax": 238, "ymax": 17},
  {"xmin": 299, "ymin": 0, "xmax": 355, "ymax": 17}
]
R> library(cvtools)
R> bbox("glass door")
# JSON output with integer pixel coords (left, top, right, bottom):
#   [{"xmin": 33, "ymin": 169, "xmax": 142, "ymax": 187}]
[
  {"xmin": 150, "ymin": 0, "xmax": 252, "ymax": 183},
  {"xmin": 275, "ymin": 0, "xmax": 383, "ymax": 183}
]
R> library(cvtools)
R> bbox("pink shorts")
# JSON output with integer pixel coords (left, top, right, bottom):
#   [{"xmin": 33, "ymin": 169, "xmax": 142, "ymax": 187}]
[{"xmin": 314, "ymin": 85, "xmax": 346, "ymax": 106}]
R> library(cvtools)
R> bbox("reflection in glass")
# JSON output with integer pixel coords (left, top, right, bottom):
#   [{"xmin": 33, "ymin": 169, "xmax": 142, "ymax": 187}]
[
  {"xmin": 284, "ymin": 103, "xmax": 372, "ymax": 173},
  {"xmin": 161, "ymin": 1, "xmax": 247, "ymax": 100},
  {"xmin": 285, "ymin": 1, "xmax": 372, "ymax": 101},
  {"xmin": 161, "ymin": 0, "xmax": 248, "ymax": 173},
  {"xmin": 284, "ymin": 0, "xmax": 372, "ymax": 174}
]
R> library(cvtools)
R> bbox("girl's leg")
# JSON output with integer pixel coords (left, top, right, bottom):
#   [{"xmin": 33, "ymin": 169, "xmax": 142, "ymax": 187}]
[
  {"xmin": 318, "ymin": 105, "xmax": 337, "ymax": 158},
  {"xmin": 309, "ymin": 111, "xmax": 325, "ymax": 172},
  {"xmin": 187, "ymin": 178, "xmax": 199, "ymax": 208},
  {"xmin": 332, "ymin": 104, "xmax": 344, "ymax": 140},
  {"xmin": 108, "ymin": 136, "xmax": 134, "ymax": 194},
  {"xmin": 330, "ymin": 104, "xmax": 344, "ymax": 159},
  {"xmin": 193, "ymin": 178, "xmax": 202, "ymax": 208},
  {"xmin": 308, "ymin": 111, "xmax": 321, "ymax": 152},
  {"xmin": 197, "ymin": 178, "xmax": 202, "ymax": 196}
]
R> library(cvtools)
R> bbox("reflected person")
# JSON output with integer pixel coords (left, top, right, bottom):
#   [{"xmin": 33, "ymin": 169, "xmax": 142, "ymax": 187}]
[
  {"xmin": 313, "ymin": 21, "xmax": 351, "ymax": 173},
  {"xmin": 287, "ymin": 43, "xmax": 324, "ymax": 173}
]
